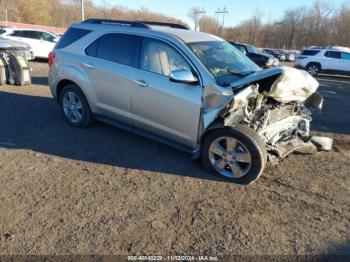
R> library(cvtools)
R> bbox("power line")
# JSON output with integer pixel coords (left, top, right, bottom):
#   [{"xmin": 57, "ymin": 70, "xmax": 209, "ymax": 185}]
[
  {"xmin": 215, "ymin": 7, "xmax": 229, "ymax": 37},
  {"xmin": 193, "ymin": 8, "xmax": 206, "ymax": 31}
]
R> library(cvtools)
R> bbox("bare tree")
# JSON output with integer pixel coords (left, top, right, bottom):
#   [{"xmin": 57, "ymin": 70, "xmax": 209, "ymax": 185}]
[{"xmin": 188, "ymin": 7, "xmax": 206, "ymax": 31}]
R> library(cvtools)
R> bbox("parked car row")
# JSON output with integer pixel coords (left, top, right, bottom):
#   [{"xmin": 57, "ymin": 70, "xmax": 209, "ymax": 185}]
[
  {"xmin": 263, "ymin": 49, "xmax": 296, "ymax": 62},
  {"xmin": 230, "ymin": 42, "xmax": 279, "ymax": 68},
  {"xmin": 228, "ymin": 40, "xmax": 298, "ymax": 68},
  {"xmin": 0, "ymin": 27, "xmax": 60, "ymax": 59}
]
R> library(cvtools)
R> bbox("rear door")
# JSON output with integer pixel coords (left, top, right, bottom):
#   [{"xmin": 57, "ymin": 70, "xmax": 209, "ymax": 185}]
[
  {"xmin": 324, "ymin": 51, "xmax": 342, "ymax": 71},
  {"xmin": 84, "ymin": 33, "xmax": 142, "ymax": 125},
  {"xmin": 20, "ymin": 31, "xmax": 43, "ymax": 57},
  {"xmin": 340, "ymin": 52, "xmax": 350, "ymax": 73},
  {"xmin": 130, "ymin": 37, "xmax": 203, "ymax": 147}
]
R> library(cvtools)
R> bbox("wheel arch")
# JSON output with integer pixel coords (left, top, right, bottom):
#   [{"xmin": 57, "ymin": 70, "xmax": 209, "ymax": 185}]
[
  {"xmin": 306, "ymin": 61, "xmax": 322, "ymax": 69},
  {"xmin": 56, "ymin": 79, "xmax": 77, "ymax": 98}
]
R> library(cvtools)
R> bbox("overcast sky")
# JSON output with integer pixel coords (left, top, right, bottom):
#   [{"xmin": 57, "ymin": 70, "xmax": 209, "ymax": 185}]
[{"xmin": 92, "ymin": 0, "xmax": 348, "ymax": 28}]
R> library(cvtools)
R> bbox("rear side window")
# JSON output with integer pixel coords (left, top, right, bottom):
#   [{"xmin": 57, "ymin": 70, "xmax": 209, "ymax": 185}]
[
  {"xmin": 341, "ymin": 52, "xmax": 350, "ymax": 60},
  {"xmin": 55, "ymin": 28, "xmax": 91, "ymax": 49},
  {"xmin": 325, "ymin": 51, "xmax": 341, "ymax": 59},
  {"xmin": 22, "ymin": 31, "xmax": 41, "ymax": 39},
  {"xmin": 10, "ymin": 31, "xmax": 23, "ymax": 37},
  {"xmin": 87, "ymin": 33, "xmax": 142, "ymax": 68},
  {"xmin": 85, "ymin": 39, "xmax": 99, "ymax": 57},
  {"xmin": 301, "ymin": 50, "xmax": 320, "ymax": 56}
]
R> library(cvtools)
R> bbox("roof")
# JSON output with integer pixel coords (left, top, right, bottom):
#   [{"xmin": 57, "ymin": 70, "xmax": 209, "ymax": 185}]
[
  {"xmin": 151, "ymin": 27, "xmax": 222, "ymax": 43},
  {"xmin": 77, "ymin": 19, "xmax": 222, "ymax": 44},
  {"xmin": 303, "ymin": 46, "xmax": 350, "ymax": 52}
]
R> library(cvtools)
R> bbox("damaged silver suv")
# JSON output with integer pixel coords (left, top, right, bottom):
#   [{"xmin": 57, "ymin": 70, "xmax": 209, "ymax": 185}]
[{"xmin": 49, "ymin": 19, "xmax": 331, "ymax": 184}]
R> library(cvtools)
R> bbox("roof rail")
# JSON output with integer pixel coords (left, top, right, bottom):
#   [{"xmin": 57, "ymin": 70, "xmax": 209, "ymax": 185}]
[
  {"xmin": 82, "ymin": 19, "xmax": 151, "ymax": 29},
  {"xmin": 81, "ymin": 19, "xmax": 189, "ymax": 30},
  {"xmin": 137, "ymin": 21, "xmax": 189, "ymax": 30}
]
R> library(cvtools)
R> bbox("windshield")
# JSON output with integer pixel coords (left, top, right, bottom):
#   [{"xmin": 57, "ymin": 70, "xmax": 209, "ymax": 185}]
[{"xmin": 188, "ymin": 41, "xmax": 260, "ymax": 86}]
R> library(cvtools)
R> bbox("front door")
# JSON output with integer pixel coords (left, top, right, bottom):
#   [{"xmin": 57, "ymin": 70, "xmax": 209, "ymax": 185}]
[{"xmin": 131, "ymin": 38, "xmax": 203, "ymax": 148}]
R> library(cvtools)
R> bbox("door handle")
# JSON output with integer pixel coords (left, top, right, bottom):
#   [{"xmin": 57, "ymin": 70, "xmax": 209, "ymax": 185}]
[
  {"xmin": 133, "ymin": 79, "xmax": 148, "ymax": 87},
  {"xmin": 83, "ymin": 63, "xmax": 95, "ymax": 69}
]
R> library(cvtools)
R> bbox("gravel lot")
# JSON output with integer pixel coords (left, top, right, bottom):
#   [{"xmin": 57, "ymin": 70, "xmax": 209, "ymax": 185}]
[{"xmin": 0, "ymin": 61, "xmax": 349, "ymax": 255}]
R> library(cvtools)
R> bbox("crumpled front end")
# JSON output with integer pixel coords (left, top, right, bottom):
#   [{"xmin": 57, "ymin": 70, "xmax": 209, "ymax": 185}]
[{"xmin": 201, "ymin": 66, "xmax": 332, "ymax": 163}]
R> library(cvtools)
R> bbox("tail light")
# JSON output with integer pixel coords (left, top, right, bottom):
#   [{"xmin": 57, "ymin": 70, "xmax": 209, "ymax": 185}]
[{"xmin": 48, "ymin": 51, "xmax": 56, "ymax": 68}]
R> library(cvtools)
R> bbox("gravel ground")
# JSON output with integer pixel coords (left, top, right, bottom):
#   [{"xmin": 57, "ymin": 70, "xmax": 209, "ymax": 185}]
[{"xmin": 0, "ymin": 61, "xmax": 349, "ymax": 255}]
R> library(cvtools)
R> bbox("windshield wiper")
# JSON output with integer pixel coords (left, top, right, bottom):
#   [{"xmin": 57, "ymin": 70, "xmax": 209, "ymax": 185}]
[{"xmin": 222, "ymin": 68, "xmax": 255, "ymax": 77}]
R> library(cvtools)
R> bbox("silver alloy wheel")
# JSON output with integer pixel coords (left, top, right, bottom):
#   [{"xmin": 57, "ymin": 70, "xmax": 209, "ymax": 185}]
[
  {"xmin": 62, "ymin": 92, "xmax": 83, "ymax": 123},
  {"xmin": 208, "ymin": 136, "xmax": 252, "ymax": 178},
  {"xmin": 307, "ymin": 65, "xmax": 319, "ymax": 76}
]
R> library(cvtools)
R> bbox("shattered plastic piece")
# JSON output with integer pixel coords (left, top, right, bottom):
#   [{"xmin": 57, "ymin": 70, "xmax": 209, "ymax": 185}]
[
  {"xmin": 311, "ymin": 136, "xmax": 333, "ymax": 151},
  {"xmin": 269, "ymin": 66, "xmax": 319, "ymax": 103},
  {"xmin": 202, "ymin": 83, "xmax": 233, "ymax": 110},
  {"xmin": 306, "ymin": 92, "xmax": 324, "ymax": 111}
]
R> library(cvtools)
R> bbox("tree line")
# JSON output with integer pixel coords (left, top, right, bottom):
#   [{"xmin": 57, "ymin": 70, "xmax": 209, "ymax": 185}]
[
  {"xmin": 0, "ymin": 0, "xmax": 185, "ymax": 28},
  {"xmin": 191, "ymin": 0, "xmax": 350, "ymax": 50},
  {"xmin": 1, "ymin": 0, "xmax": 349, "ymax": 50}
]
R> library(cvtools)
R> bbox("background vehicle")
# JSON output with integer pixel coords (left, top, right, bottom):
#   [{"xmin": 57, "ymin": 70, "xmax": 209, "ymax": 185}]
[
  {"xmin": 0, "ymin": 38, "xmax": 34, "ymax": 61},
  {"xmin": 260, "ymin": 50, "xmax": 279, "ymax": 66},
  {"xmin": 49, "ymin": 19, "xmax": 328, "ymax": 184},
  {"xmin": 0, "ymin": 28, "xmax": 59, "ymax": 59},
  {"xmin": 279, "ymin": 50, "xmax": 295, "ymax": 62},
  {"xmin": 263, "ymin": 49, "xmax": 286, "ymax": 61},
  {"xmin": 295, "ymin": 46, "xmax": 350, "ymax": 76},
  {"xmin": 230, "ymin": 42, "xmax": 276, "ymax": 68}
]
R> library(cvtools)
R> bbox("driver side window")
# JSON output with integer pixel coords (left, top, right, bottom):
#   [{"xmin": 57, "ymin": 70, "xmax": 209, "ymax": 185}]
[{"xmin": 141, "ymin": 38, "xmax": 191, "ymax": 76}]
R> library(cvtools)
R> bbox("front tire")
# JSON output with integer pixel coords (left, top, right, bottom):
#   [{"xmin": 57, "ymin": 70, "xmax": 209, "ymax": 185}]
[
  {"xmin": 306, "ymin": 63, "xmax": 321, "ymax": 76},
  {"xmin": 201, "ymin": 125, "xmax": 267, "ymax": 184},
  {"xmin": 58, "ymin": 84, "xmax": 94, "ymax": 127}
]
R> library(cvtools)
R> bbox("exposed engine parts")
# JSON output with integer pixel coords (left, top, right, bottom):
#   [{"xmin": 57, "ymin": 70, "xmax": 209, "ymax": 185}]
[{"xmin": 208, "ymin": 67, "xmax": 333, "ymax": 164}]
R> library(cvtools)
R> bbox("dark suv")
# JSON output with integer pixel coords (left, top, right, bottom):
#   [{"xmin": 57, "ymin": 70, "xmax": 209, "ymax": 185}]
[{"xmin": 230, "ymin": 42, "xmax": 276, "ymax": 68}]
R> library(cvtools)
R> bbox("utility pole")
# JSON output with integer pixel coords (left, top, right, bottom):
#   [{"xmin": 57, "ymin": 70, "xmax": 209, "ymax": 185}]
[
  {"xmin": 193, "ymin": 8, "xmax": 206, "ymax": 31},
  {"xmin": 215, "ymin": 8, "xmax": 221, "ymax": 35},
  {"xmin": 220, "ymin": 7, "xmax": 228, "ymax": 37},
  {"xmin": 81, "ymin": 0, "xmax": 85, "ymax": 21},
  {"xmin": 215, "ymin": 7, "xmax": 229, "ymax": 37}
]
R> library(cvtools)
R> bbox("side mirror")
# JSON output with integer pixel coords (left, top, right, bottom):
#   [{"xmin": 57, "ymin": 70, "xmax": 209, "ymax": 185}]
[
  {"xmin": 169, "ymin": 69, "xmax": 198, "ymax": 84},
  {"xmin": 53, "ymin": 38, "xmax": 59, "ymax": 43}
]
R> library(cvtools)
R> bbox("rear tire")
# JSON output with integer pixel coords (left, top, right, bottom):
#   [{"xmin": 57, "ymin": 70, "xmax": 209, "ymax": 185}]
[
  {"xmin": 306, "ymin": 63, "xmax": 321, "ymax": 76},
  {"xmin": 201, "ymin": 125, "xmax": 267, "ymax": 184},
  {"xmin": 58, "ymin": 84, "xmax": 94, "ymax": 127}
]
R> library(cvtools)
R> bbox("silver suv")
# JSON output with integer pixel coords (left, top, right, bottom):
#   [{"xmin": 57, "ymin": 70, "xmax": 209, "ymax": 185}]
[{"xmin": 49, "ymin": 19, "xmax": 329, "ymax": 184}]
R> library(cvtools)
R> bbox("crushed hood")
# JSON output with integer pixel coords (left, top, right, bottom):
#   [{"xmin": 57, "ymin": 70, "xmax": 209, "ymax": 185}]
[
  {"xmin": 201, "ymin": 66, "xmax": 320, "ymax": 130},
  {"xmin": 268, "ymin": 66, "xmax": 319, "ymax": 103}
]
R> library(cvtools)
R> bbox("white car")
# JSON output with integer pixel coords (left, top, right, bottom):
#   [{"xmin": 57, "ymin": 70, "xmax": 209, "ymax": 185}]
[
  {"xmin": 295, "ymin": 46, "xmax": 350, "ymax": 76},
  {"xmin": 0, "ymin": 28, "xmax": 59, "ymax": 59}
]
